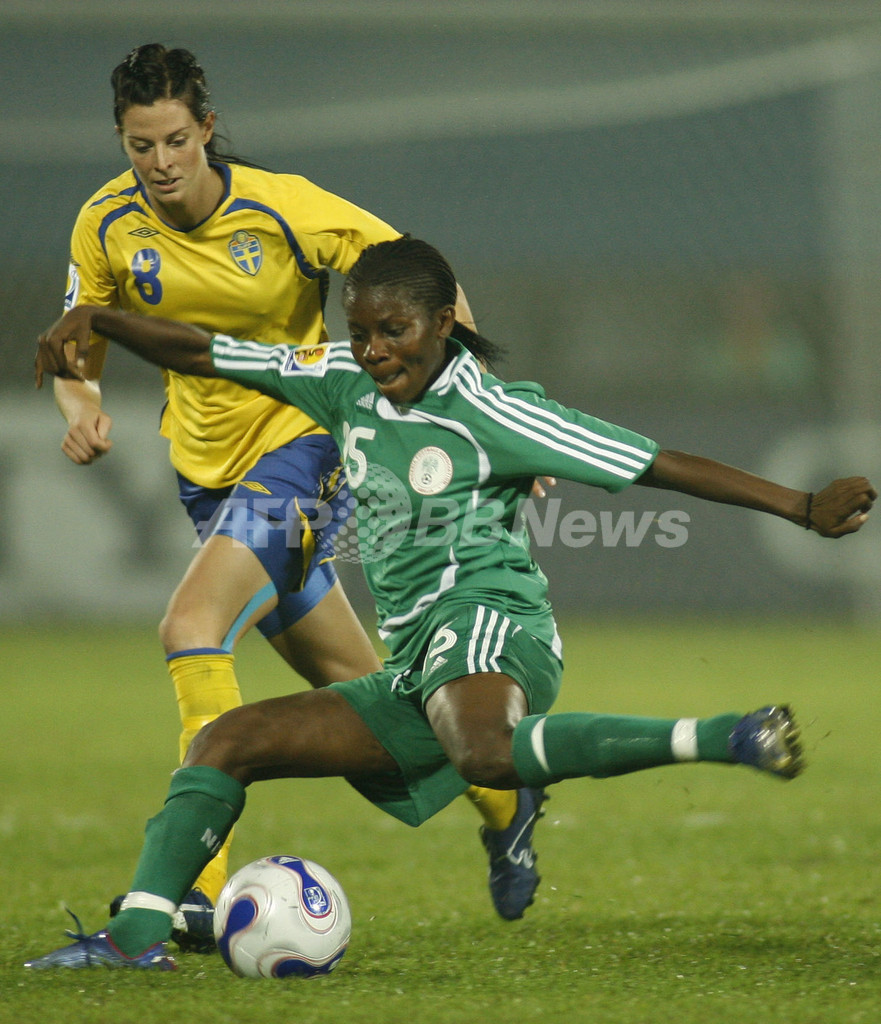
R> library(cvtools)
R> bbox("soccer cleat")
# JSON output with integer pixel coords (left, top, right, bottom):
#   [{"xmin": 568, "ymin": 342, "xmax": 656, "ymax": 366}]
[
  {"xmin": 172, "ymin": 889, "xmax": 216, "ymax": 953},
  {"xmin": 110, "ymin": 888, "xmax": 216, "ymax": 954},
  {"xmin": 480, "ymin": 787, "xmax": 547, "ymax": 920},
  {"xmin": 24, "ymin": 910, "xmax": 176, "ymax": 970},
  {"xmin": 729, "ymin": 704, "xmax": 804, "ymax": 780}
]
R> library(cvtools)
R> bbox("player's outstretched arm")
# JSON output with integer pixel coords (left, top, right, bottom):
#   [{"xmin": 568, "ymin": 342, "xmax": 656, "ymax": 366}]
[
  {"xmin": 638, "ymin": 449, "xmax": 876, "ymax": 538},
  {"xmin": 36, "ymin": 305, "xmax": 216, "ymax": 387}
]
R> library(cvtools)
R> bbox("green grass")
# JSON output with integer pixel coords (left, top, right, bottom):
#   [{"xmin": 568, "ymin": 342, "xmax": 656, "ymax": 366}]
[{"xmin": 2, "ymin": 618, "xmax": 880, "ymax": 1023}]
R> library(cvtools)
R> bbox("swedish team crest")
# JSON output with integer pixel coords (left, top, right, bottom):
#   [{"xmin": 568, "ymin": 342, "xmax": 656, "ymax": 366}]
[{"xmin": 228, "ymin": 230, "xmax": 262, "ymax": 275}]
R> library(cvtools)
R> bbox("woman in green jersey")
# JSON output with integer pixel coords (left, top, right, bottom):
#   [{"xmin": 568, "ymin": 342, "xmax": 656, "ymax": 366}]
[{"xmin": 27, "ymin": 237, "xmax": 876, "ymax": 970}]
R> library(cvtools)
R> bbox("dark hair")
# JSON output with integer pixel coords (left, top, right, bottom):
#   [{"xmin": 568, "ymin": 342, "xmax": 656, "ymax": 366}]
[
  {"xmin": 111, "ymin": 43, "xmax": 256, "ymax": 166},
  {"xmin": 342, "ymin": 236, "xmax": 504, "ymax": 368}
]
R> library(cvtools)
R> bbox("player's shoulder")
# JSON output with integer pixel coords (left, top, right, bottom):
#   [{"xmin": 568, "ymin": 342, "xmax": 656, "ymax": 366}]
[
  {"xmin": 444, "ymin": 346, "xmax": 547, "ymax": 402},
  {"xmin": 77, "ymin": 169, "xmax": 141, "ymax": 218},
  {"xmin": 498, "ymin": 379, "xmax": 547, "ymax": 400},
  {"xmin": 225, "ymin": 163, "xmax": 329, "ymax": 204}
]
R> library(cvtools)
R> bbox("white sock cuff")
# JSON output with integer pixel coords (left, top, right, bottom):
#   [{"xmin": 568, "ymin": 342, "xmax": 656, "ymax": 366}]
[
  {"xmin": 671, "ymin": 718, "xmax": 699, "ymax": 762},
  {"xmin": 119, "ymin": 891, "xmax": 178, "ymax": 917}
]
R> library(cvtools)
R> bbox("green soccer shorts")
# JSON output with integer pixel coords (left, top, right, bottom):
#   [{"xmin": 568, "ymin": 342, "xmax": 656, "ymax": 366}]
[{"xmin": 329, "ymin": 602, "xmax": 562, "ymax": 826}]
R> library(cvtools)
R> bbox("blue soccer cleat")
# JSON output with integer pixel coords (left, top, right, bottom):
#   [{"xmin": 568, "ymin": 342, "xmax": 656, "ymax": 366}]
[
  {"xmin": 729, "ymin": 705, "xmax": 804, "ymax": 780},
  {"xmin": 111, "ymin": 888, "xmax": 215, "ymax": 954},
  {"xmin": 480, "ymin": 787, "xmax": 548, "ymax": 920},
  {"xmin": 24, "ymin": 910, "xmax": 176, "ymax": 970},
  {"xmin": 172, "ymin": 888, "xmax": 216, "ymax": 953}
]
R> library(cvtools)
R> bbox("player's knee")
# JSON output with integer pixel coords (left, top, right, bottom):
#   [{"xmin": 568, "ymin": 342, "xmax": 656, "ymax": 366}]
[
  {"xmin": 158, "ymin": 602, "xmax": 190, "ymax": 654},
  {"xmin": 158, "ymin": 611, "xmax": 176, "ymax": 655},
  {"xmin": 184, "ymin": 706, "xmax": 253, "ymax": 778},
  {"xmin": 449, "ymin": 745, "xmax": 514, "ymax": 790},
  {"xmin": 159, "ymin": 596, "xmax": 217, "ymax": 654}
]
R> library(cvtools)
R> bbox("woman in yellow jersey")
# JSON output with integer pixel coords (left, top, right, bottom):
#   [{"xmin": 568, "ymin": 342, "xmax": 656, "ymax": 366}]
[{"xmin": 51, "ymin": 44, "xmax": 539, "ymax": 936}]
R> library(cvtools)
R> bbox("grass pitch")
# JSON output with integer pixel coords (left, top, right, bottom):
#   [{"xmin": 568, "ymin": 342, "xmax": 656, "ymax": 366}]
[{"xmin": 2, "ymin": 618, "xmax": 880, "ymax": 1024}]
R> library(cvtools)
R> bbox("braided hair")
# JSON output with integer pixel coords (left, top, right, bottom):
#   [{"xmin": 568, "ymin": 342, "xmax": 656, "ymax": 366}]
[
  {"xmin": 342, "ymin": 236, "xmax": 504, "ymax": 368},
  {"xmin": 110, "ymin": 43, "xmax": 257, "ymax": 166}
]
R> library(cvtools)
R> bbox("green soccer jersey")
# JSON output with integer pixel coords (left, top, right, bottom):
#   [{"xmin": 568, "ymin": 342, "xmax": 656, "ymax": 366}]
[{"xmin": 210, "ymin": 335, "xmax": 659, "ymax": 669}]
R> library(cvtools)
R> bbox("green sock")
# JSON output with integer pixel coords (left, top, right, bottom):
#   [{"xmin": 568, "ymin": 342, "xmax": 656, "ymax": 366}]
[
  {"xmin": 108, "ymin": 766, "xmax": 246, "ymax": 956},
  {"xmin": 511, "ymin": 711, "xmax": 742, "ymax": 787}
]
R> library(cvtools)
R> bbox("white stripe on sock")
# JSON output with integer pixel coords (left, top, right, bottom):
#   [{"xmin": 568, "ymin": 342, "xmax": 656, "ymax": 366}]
[
  {"xmin": 671, "ymin": 718, "xmax": 699, "ymax": 761},
  {"xmin": 530, "ymin": 716, "xmax": 551, "ymax": 774},
  {"xmin": 119, "ymin": 892, "xmax": 178, "ymax": 917}
]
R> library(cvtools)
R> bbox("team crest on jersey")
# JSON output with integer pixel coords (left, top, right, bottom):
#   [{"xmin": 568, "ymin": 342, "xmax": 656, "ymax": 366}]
[
  {"xmin": 409, "ymin": 446, "xmax": 454, "ymax": 496},
  {"xmin": 281, "ymin": 344, "xmax": 329, "ymax": 375},
  {"xmin": 228, "ymin": 230, "xmax": 262, "ymax": 275}
]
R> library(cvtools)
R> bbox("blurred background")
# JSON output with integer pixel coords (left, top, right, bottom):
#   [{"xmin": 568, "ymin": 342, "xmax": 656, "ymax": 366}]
[{"xmin": 1, "ymin": 1, "xmax": 879, "ymax": 627}]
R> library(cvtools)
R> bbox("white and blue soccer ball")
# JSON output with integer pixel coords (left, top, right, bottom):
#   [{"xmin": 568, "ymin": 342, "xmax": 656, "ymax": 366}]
[{"xmin": 213, "ymin": 855, "xmax": 351, "ymax": 979}]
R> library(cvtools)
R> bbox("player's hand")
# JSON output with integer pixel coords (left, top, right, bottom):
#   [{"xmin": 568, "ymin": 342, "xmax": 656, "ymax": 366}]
[
  {"xmin": 35, "ymin": 307, "xmax": 96, "ymax": 388},
  {"xmin": 60, "ymin": 410, "xmax": 113, "ymax": 464},
  {"xmin": 807, "ymin": 477, "xmax": 876, "ymax": 537},
  {"xmin": 531, "ymin": 476, "xmax": 557, "ymax": 500}
]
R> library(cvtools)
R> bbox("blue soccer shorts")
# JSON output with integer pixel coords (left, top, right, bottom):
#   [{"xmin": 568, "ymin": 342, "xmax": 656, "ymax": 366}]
[{"xmin": 176, "ymin": 433, "xmax": 350, "ymax": 639}]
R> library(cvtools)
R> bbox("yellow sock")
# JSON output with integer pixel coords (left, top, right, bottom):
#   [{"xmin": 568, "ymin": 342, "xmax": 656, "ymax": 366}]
[
  {"xmin": 168, "ymin": 651, "xmax": 242, "ymax": 904},
  {"xmin": 170, "ymin": 651, "xmax": 242, "ymax": 759},
  {"xmin": 465, "ymin": 786, "xmax": 518, "ymax": 831}
]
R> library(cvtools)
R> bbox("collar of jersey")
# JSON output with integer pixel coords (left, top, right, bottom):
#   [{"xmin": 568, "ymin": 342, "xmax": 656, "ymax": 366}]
[{"xmin": 130, "ymin": 161, "xmax": 232, "ymax": 234}]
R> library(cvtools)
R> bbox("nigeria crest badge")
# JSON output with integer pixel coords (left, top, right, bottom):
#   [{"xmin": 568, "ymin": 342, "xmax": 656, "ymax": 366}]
[{"xmin": 408, "ymin": 446, "xmax": 454, "ymax": 496}]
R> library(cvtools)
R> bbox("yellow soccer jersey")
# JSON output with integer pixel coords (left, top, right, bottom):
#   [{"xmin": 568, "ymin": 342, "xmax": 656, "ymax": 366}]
[{"xmin": 65, "ymin": 162, "xmax": 400, "ymax": 488}]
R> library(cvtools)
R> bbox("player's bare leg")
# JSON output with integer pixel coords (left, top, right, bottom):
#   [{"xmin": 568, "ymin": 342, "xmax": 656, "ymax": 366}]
[
  {"xmin": 268, "ymin": 580, "xmax": 382, "ymax": 686},
  {"xmin": 189, "ymin": 688, "xmax": 397, "ymax": 780}
]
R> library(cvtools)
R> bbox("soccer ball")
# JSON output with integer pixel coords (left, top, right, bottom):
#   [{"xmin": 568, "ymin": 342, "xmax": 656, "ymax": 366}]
[{"xmin": 213, "ymin": 855, "xmax": 351, "ymax": 979}]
